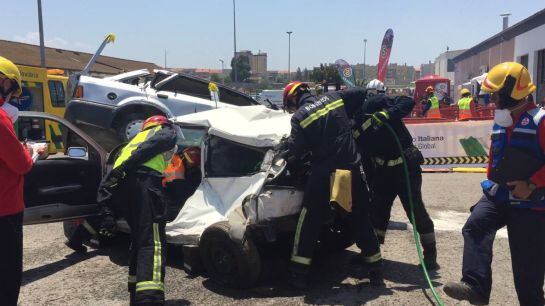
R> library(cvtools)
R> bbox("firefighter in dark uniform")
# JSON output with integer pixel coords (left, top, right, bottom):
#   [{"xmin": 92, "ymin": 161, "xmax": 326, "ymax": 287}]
[
  {"xmin": 101, "ymin": 115, "xmax": 177, "ymax": 305},
  {"xmin": 444, "ymin": 62, "xmax": 545, "ymax": 306},
  {"xmin": 354, "ymin": 80, "xmax": 439, "ymax": 270},
  {"xmin": 279, "ymin": 81, "xmax": 382, "ymax": 288}
]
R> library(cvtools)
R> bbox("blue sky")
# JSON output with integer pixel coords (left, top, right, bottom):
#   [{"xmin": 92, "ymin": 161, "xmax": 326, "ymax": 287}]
[{"xmin": 2, "ymin": 1, "xmax": 544, "ymax": 70}]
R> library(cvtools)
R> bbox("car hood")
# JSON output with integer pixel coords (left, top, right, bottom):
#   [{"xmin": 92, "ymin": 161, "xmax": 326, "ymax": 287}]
[{"xmin": 172, "ymin": 105, "xmax": 291, "ymax": 147}]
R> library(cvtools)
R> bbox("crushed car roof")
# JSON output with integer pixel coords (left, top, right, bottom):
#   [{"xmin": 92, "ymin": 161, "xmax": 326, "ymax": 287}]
[{"xmin": 173, "ymin": 105, "xmax": 291, "ymax": 147}]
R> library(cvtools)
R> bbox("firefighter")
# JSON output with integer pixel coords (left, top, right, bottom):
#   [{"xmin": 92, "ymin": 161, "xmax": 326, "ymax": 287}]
[
  {"xmin": 353, "ymin": 82, "xmax": 439, "ymax": 270},
  {"xmin": 0, "ymin": 56, "xmax": 34, "ymax": 305},
  {"xmin": 423, "ymin": 86, "xmax": 441, "ymax": 118},
  {"xmin": 101, "ymin": 115, "xmax": 177, "ymax": 305},
  {"xmin": 279, "ymin": 81, "xmax": 382, "ymax": 289},
  {"xmin": 444, "ymin": 62, "xmax": 545, "ymax": 305},
  {"xmin": 163, "ymin": 146, "xmax": 202, "ymax": 221},
  {"xmin": 458, "ymin": 88, "xmax": 474, "ymax": 121}
]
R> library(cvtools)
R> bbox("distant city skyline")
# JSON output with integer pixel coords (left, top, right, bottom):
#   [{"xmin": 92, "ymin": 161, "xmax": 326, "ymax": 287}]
[{"xmin": 1, "ymin": 1, "xmax": 543, "ymax": 70}]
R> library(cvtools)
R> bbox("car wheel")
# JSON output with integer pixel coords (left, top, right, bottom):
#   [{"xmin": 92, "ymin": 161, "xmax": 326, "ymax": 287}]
[
  {"xmin": 117, "ymin": 113, "xmax": 154, "ymax": 141},
  {"xmin": 199, "ymin": 221, "xmax": 261, "ymax": 288},
  {"xmin": 63, "ymin": 219, "xmax": 82, "ymax": 239},
  {"xmin": 319, "ymin": 212, "xmax": 354, "ymax": 252}
]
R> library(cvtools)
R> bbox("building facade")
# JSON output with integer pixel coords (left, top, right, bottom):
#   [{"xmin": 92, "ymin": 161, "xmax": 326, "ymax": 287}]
[{"xmin": 235, "ymin": 50, "xmax": 268, "ymax": 77}]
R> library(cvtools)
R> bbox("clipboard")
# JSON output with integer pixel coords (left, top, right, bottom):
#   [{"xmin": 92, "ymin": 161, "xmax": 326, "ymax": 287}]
[{"xmin": 489, "ymin": 146, "xmax": 543, "ymax": 186}]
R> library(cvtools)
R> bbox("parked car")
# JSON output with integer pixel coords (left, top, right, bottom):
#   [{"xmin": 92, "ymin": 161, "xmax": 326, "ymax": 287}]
[
  {"xmin": 22, "ymin": 106, "xmax": 353, "ymax": 289},
  {"xmin": 64, "ymin": 69, "xmax": 261, "ymax": 151}
]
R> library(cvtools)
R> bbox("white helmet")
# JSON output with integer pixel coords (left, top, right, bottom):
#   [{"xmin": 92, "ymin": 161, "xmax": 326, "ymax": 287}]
[{"xmin": 366, "ymin": 79, "xmax": 386, "ymax": 92}]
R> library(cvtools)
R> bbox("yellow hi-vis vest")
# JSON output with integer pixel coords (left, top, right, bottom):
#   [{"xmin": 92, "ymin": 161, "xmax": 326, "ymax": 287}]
[
  {"xmin": 429, "ymin": 95, "xmax": 439, "ymax": 109},
  {"xmin": 457, "ymin": 96, "xmax": 473, "ymax": 120},
  {"xmin": 113, "ymin": 126, "xmax": 169, "ymax": 173}
]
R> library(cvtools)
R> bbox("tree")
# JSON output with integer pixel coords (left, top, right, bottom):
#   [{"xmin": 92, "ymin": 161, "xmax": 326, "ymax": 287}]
[
  {"xmin": 303, "ymin": 68, "xmax": 310, "ymax": 82},
  {"xmin": 210, "ymin": 73, "xmax": 222, "ymax": 83},
  {"xmin": 230, "ymin": 55, "xmax": 251, "ymax": 83},
  {"xmin": 295, "ymin": 67, "xmax": 303, "ymax": 81}
]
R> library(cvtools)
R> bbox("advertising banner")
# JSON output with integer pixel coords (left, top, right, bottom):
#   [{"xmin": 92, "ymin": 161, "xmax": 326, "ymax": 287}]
[
  {"xmin": 377, "ymin": 28, "xmax": 394, "ymax": 82},
  {"xmin": 406, "ymin": 120, "xmax": 493, "ymax": 166},
  {"xmin": 334, "ymin": 59, "xmax": 356, "ymax": 88}
]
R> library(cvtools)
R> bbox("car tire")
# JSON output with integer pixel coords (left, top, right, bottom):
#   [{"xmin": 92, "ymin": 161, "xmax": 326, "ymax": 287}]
[
  {"xmin": 199, "ymin": 221, "xmax": 261, "ymax": 288},
  {"xmin": 63, "ymin": 219, "xmax": 82, "ymax": 239},
  {"xmin": 116, "ymin": 112, "xmax": 158, "ymax": 142},
  {"xmin": 319, "ymin": 212, "xmax": 354, "ymax": 252}
]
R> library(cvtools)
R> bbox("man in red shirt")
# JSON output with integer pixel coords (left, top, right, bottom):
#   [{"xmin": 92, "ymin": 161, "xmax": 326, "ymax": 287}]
[
  {"xmin": 0, "ymin": 57, "xmax": 34, "ymax": 305},
  {"xmin": 444, "ymin": 62, "xmax": 545, "ymax": 305}
]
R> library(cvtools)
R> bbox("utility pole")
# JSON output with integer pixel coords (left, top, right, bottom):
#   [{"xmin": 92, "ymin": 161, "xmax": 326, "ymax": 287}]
[
  {"xmin": 37, "ymin": 0, "xmax": 46, "ymax": 67},
  {"xmin": 363, "ymin": 38, "xmax": 367, "ymax": 82},
  {"xmin": 287, "ymin": 31, "xmax": 293, "ymax": 82},
  {"xmin": 233, "ymin": 0, "xmax": 238, "ymax": 83}
]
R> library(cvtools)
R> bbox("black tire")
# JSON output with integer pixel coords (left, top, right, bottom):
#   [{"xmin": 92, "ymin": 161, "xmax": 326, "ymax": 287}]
[
  {"xmin": 63, "ymin": 219, "xmax": 82, "ymax": 239},
  {"xmin": 319, "ymin": 213, "xmax": 354, "ymax": 252},
  {"xmin": 116, "ymin": 112, "xmax": 157, "ymax": 142},
  {"xmin": 199, "ymin": 221, "xmax": 261, "ymax": 288}
]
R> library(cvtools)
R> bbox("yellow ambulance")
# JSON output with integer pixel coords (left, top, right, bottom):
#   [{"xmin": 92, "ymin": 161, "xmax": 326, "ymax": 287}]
[{"xmin": 14, "ymin": 65, "xmax": 68, "ymax": 152}]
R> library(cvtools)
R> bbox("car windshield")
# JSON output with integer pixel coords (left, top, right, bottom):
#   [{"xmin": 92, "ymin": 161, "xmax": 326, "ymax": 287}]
[{"xmin": 177, "ymin": 126, "xmax": 207, "ymax": 149}]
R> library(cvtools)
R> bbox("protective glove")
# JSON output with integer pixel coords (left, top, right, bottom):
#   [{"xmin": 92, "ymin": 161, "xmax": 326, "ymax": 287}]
[
  {"xmin": 371, "ymin": 111, "xmax": 390, "ymax": 130},
  {"xmin": 101, "ymin": 167, "xmax": 126, "ymax": 189},
  {"xmin": 98, "ymin": 214, "xmax": 116, "ymax": 238}
]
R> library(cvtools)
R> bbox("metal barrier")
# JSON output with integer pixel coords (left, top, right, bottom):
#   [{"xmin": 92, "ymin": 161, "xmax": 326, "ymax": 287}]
[{"xmin": 406, "ymin": 103, "xmax": 495, "ymax": 124}]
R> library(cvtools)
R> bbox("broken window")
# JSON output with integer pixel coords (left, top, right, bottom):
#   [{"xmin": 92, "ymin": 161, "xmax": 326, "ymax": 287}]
[{"xmin": 205, "ymin": 135, "xmax": 266, "ymax": 177}]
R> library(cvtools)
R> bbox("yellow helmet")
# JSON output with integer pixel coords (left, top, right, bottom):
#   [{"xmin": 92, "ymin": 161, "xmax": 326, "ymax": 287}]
[
  {"xmin": 0, "ymin": 56, "xmax": 22, "ymax": 97},
  {"xmin": 460, "ymin": 88, "xmax": 471, "ymax": 96},
  {"xmin": 481, "ymin": 62, "xmax": 535, "ymax": 100}
]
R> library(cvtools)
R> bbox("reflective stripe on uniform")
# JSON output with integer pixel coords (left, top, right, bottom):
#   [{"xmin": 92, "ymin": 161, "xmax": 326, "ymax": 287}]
[
  {"xmin": 291, "ymin": 255, "xmax": 312, "ymax": 265},
  {"xmin": 513, "ymin": 127, "xmax": 537, "ymax": 134},
  {"xmin": 128, "ymin": 275, "xmax": 137, "ymax": 284},
  {"xmin": 375, "ymin": 156, "xmax": 403, "ymax": 167},
  {"xmin": 353, "ymin": 129, "xmax": 361, "ymax": 139},
  {"xmin": 135, "ymin": 281, "xmax": 164, "ymax": 292},
  {"xmin": 291, "ymin": 207, "xmax": 309, "ymax": 265},
  {"xmin": 361, "ymin": 118, "xmax": 373, "ymax": 131},
  {"xmin": 300, "ymin": 99, "xmax": 344, "ymax": 128},
  {"xmin": 374, "ymin": 228, "xmax": 386, "ymax": 238},
  {"xmin": 363, "ymin": 251, "xmax": 382, "ymax": 263},
  {"xmin": 153, "ymin": 223, "xmax": 162, "ymax": 282}
]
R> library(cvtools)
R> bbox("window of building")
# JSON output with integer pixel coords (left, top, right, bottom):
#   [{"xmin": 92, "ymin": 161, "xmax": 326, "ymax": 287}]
[{"xmin": 520, "ymin": 54, "xmax": 529, "ymax": 69}]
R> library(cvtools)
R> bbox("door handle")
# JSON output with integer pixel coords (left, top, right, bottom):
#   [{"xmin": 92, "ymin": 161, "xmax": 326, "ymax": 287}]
[
  {"xmin": 39, "ymin": 184, "xmax": 82, "ymax": 195},
  {"xmin": 157, "ymin": 94, "xmax": 168, "ymax": 99}
]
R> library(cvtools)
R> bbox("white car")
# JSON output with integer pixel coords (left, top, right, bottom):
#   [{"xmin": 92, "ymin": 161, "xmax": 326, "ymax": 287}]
[
  {"xmin": 64, "ymin": 69, "xmax": 261, "ymax": 151},
  {"xmin": 23, "ymin": 106, "xmax": 353, "ymax": 289}
]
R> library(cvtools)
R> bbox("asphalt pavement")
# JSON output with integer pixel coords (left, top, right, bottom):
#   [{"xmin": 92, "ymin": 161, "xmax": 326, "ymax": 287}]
[{"xmin": 19, "ymin": 172, "xmax": 522, "ymax": 305}]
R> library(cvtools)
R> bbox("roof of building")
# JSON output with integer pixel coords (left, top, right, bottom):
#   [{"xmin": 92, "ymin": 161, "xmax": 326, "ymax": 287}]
[
  {"xmin": 453, "ymin": 8, "xmax": 545, "ymax": 63},
  {"xmin": 0, "ymin": 40, "xmax": 160, "ymax": 75}
]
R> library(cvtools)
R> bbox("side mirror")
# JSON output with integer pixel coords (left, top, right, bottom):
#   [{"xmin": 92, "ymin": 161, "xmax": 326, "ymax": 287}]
[{"xmin": 67, "ymin": 147, "xmax": 88, "ymax": 160}]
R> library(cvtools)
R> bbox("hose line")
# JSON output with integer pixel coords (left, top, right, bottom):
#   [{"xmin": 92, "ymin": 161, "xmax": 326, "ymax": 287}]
[{"xmin": 382, "ymin": 121, "xmax": 444, "ymax": 306}]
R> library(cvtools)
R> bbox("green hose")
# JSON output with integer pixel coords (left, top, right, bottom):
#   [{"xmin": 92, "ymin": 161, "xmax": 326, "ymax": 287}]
[{"xmin": 382, "ymin": 121, "xmax": 445, "ymax": 306}]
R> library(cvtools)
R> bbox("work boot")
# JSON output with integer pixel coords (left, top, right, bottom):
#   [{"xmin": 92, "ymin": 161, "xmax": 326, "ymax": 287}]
[
  {"xmin": 421, "ymin": 233, "xmax": 440, "ymax": 270},
  {"xmin": 443, "ymin": 281, "xmax": 489, "ymax": 305},
  {"xmin": 288, "ymin": 263, "xmax": 309, "ymax": 290},
  {"xmin": 422, "ymin": 247, "xmax": 439, "ymax": 270},
  {"xmin": 369, "ymin": 266, "xmax": 385, "ymax": 286},
  {"xmin": 65, "ymin": 239, "xmax": 87, "ymax": 254}
]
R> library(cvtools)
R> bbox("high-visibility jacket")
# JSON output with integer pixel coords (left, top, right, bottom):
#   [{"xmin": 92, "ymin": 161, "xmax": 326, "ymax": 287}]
[
  {"xmin": 162, "ymin": 154, "xmax": 186, "ymax": 187},
  {"xmin": 426, "ymin": 95, "xmax": 441, "ymax": 119},
  {"xmin": 457, "ymin": 97, "xmax": 473, "ymax": 120},
  {"xmin": 114, "ymin": 126, "xmax": 170, "ymax": 174},
  {"xmin": 482, "ymin": 107, "xmax": 545, "ymax": 208}
]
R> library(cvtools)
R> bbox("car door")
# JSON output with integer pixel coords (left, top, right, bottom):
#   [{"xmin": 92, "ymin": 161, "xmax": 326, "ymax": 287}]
[{"xmin": 19, "ymin": 111, "xmax": 107, "ymax": 225}]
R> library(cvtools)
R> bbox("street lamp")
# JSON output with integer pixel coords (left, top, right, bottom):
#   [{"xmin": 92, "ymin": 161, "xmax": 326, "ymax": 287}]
[
  {"xmin": 219, "ymin": 59, "xmax": 225, "ymax": 84},
  {"xmin": 233, "ymin": 0, "xmax": 238, "ymax": 83},
  {"xmin": 287, "ymin": 31, "xmax": 293, "ymax": 82},
  {"xmin": 37, "ymin": 0, "xmax": 46, "ymax": 67},
  {"xmin": 363, "ymin": 38, "xmax": 367, "ymax": 82}
]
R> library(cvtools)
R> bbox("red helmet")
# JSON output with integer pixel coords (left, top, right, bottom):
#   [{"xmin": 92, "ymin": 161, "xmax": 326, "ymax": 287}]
[
  {"xmin": 425, "ymin": 86, "xmax": 435, "ymax": 93},
  {"xmin": 142, "ymin": 115, "xmax": 169, "ymax": 131},
  {"xmin": 183, "ymin": 146, "xmax": 201, "ymax": 168},
  {"xmin": 282, "ymin": 81, "xmax": 308, "ymax": 109}
]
